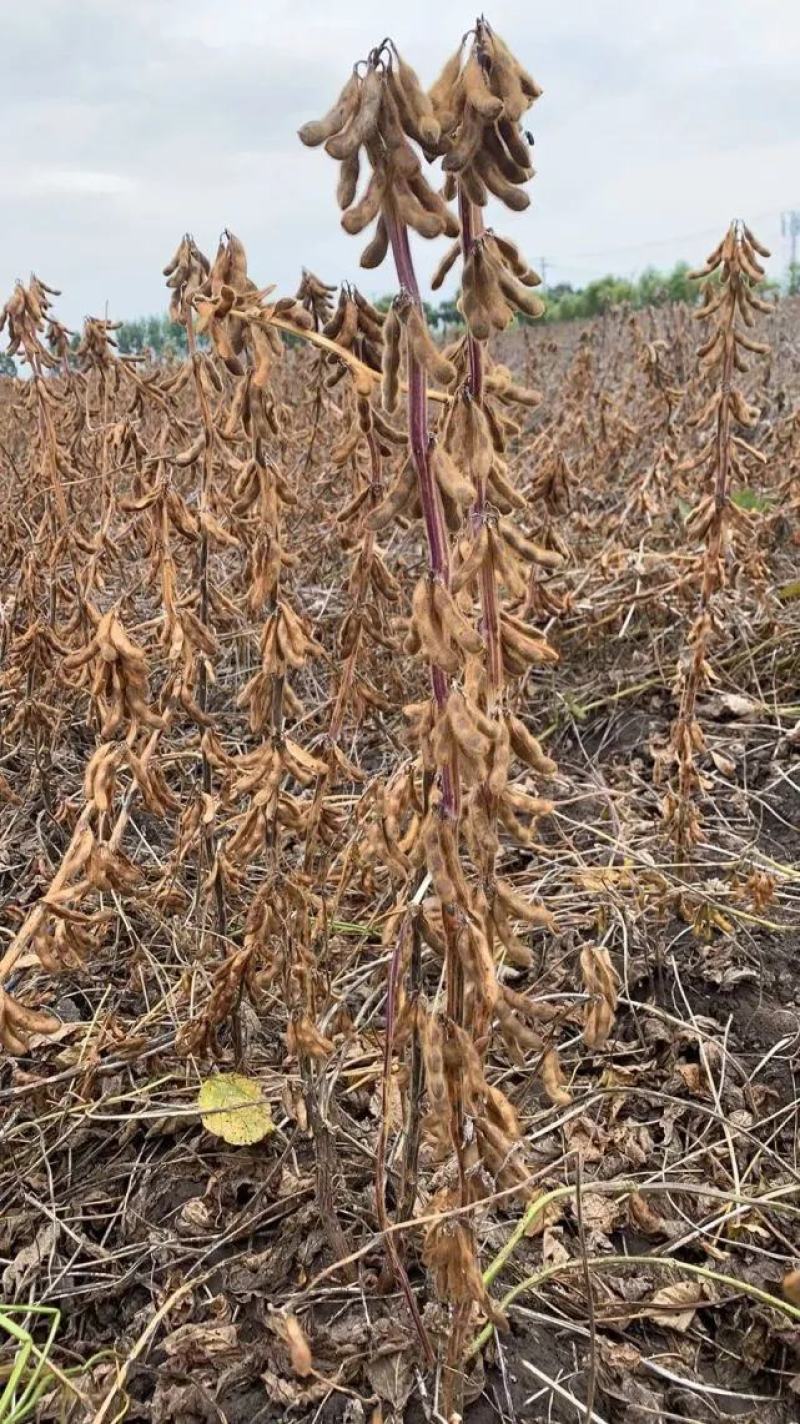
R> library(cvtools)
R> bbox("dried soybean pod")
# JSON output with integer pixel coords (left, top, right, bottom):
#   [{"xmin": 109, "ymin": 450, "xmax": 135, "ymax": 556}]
[
  {"xmin": 445, "ymin": 694, "xmax": 490, "ymax": 759},
  {"xmin": 364, "ymin": 462, "xmax": 416, "ymax": 530},
  {"xmin": 338, "ymin": 296, "xmax": 359, "ymax": 351},
  {"xmin": 438, "ymin": 488, "xmax": 462, "ymax": 534},
  {"xmin": 461, "ymin": 269, "xmax": 492, "ymax": 342},
  {"xmin": 462, "ymin": 397, "xmax": 494, "ymax": 481},
  {"xmin": 431, "ymin": 581, "xmax": 483, "ymax": 655},
  {"xmin": 497, "ymin": 116, "xmax": 532, "ymax": 170},
  {"xmin": 486, "ymin": 715, "xmax": 510, "ymax": 797},
  {"xmin": 428, "ymin": 45, "xmax": 464, "ymax": 132},
  {"xmin": 463, "ymin": 244, "xmax": 502, "ymax": 337},
  {"xmin": 407, "ymin": 170, "xmax": 460, "ymax": 238},
  {"xmin": 360, "ymin": 215, "xmax": 389, "ymax": 270},
  {"xmin": 174, "ymin": 433, "xmax": 205, "ymax": 467},
  {"xmin": 496, "ymin": 878, "xmax": 555, "ymax": 927},
  {"xmin": 451, "ymin": 525, "xmax": 489, "ymax": 593},
  {"xmin": 474, "ymin": 150, "xmax": 530, "ymax": 211},
  {"xmin": 388, "ymin": 64, "xmax": 440, "ymax": 151},
  {"xmin": 506, "ymin": 713, "xmax": 557, "ymax": 775},
  {"xmin": 465, "ymin": 691, "xmax": 499, "ymax": 744},
  {"xmin": 392, "ymin": 48, "xmax": 440, "ymax": 144},
  {"xmin": 459, "ymin": 164, "xmax": 489, "ymax": 208},
  {"xmin": 492, "ymin": 901, "xmax": 534, "ymax": 969},
  {"xmin": 381, "ymin": 303, "xmax": 401, "ymax": 413},
  {"xmin": 432, "ymin": 444, "xmax": 476, "ymax": 506},
  {"xmin": 162, "ymin": 240, "xmax": 182, "ymax": 277},
  {"xmin": 495, "ymin": 261, "xmax": 545, "ymax": 318},
  {"xmin": 225, "ymin": 230, "xmax": 249, "ymax": 290},
  {"xmin": 395, "ymin": 184, "xmax": 445, "ymax": 240},
  {"xmin": 341, "ymin": 170, "xmax": 385, "ymax": 234},
  {"xmin": 299, "ymin": 72, "xmax": 360, "ymax": 147},
  {"xmin": 501, "ymin": 614, "xmax": 558, "ymax": 665},
  {"xmin": 375, "ymin": 76, "xmax": 413, "ymax": 156},
  {"xmin": 439, "ymin": 819, "xmax": 471, "ymax": 905},
  {"xmin": 322, "ymin": 288, "xmax": 347, "ymax": 341},
  {"xmin": 336, "ymin": 150, "xmax": 361, "ymax": 210},
  {"xmin": 337, "ymin": 485, "xmax": 371, "ymax": 524},
  {"xmin": 743, "ymin": 224, "xmax": 770, "ymax": 258},
  {"xmin": 424, "ymin": 818, "xmax": 457, "ymax": 905},
  {"xmin": 483, "ymin": 276, "xmax": 515, "ymax": 334},
  {"xmin": 486, "ymin": 46, "xmax": 528, "ymax": 122},
  {"xmin": 419, "ymin": 1006, "xmax": 448, "ymax": 1110},
  {"xmin": 541, "ymin": 1050, "xmax": 571, "ymax": 1107},
  {"xmin": 441, "ymin": 171, "xmax": 458, "ymax": 204},
  {"xmin": 689, "ymin": 238, "xmax": 725, "ymax": 280},
  {"xmin": 484, "ymin": 125, "xmax": 531, "ymax": 184},
  {"xmin": 410, "ymin": 578, "xmax": 460, "ymax": 672},
  {"xmin": 491, "ymin": 30, "xmax": 542, "ymax": 103},
  {"xmin": 371, "ymin": 406, "xmax": 405, "ymax": 444},
  {"xmin": 492, "ymin": 234, "xmax": 541, "ymax": 285},
  {"xmin": 737, "ymin": 242, "xmax": 766, "ymax": 283},
  {"xmin": 462, "ymin": 53, "xmax": 503, "ymax": 119},
  {"xmin": 442, "ymin": 104, "xmax": 484, "ymax": 173},
  {"xmin": 1, "ymin": 995, "xmax": 60, "ymax": 1053},
  {"xmin": 326, "ymin": 68, "xmax": 383, "ymax": 160},
  {"xmin": 406, "ymin": 307, "xmax": 456, "ymax": 385},
  {"xmin": 500, "ymin": 519, "xmax": 564, "ymax": 568},
  {"xmin": 431, "ymin": 241, "xmax": 461, "ymax": 292},
  {"xmin": 353, "ymin": 288, "xmax": 385, "ymax": 327},
  {"xmin": 386, "ymin": 67, "xmax": 426, "ymax": 148}
]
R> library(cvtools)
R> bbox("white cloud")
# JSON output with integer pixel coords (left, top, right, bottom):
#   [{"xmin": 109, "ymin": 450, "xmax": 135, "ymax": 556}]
[
  {"xmin": 0, "ymin": 0, "xmax": 798, "ymax": 323},
  {"xmin": 28, "ymin": 169, "xmax": 136, "ymax": 197}
]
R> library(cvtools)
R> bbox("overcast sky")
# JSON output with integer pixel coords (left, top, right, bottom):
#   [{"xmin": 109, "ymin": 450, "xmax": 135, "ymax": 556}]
[{"xmin": 3, "ymin": 1, "xmax": 799, "ymax": 328}]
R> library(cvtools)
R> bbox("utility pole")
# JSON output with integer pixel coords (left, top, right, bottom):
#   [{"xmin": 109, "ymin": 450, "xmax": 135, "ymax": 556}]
[{"xmin": 781, "ymin": 211, "xmax": 800, "ymax": 292}]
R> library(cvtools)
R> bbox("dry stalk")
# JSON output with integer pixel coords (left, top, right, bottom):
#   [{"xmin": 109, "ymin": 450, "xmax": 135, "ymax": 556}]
[
  {"xmin": 662, "ymin": 221, "xmax": 771, "ymax": 865},
  {"xmin": 300, "ymin": 27, "xmax": 568, "ymax": 1408}
]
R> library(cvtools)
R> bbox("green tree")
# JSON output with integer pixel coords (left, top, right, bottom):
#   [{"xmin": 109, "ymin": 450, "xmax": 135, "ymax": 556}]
[
  {"xmin": 665, "ymin": 261, "xmax": 694, "ymax": 304},
  {"xmin": 434, "ymin": 298, "xmax": 464, "ymax": 328},
  {"xmin": 115, "ymin": 315, "xmax": 189, "ymax": 358},
  {"xmin": 116, "ymin": 318, "xmax": 146, "ymax": 354}
]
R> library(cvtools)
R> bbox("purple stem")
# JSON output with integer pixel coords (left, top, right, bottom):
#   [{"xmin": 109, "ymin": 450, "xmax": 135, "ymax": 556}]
[
  {"xmin": 458, "ymin": 189, "xmax": 484, "ymax": 406},
  {"xmin": 384, "ymin": 204, "xmax": 456, "ymax": 818},
  {"xmin": 458, "ymin": 184, "xmax": 503, "ymax": 700}
]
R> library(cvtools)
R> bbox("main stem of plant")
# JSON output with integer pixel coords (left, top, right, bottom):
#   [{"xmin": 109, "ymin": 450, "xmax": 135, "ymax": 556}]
[
  {"xmin": 384, "ymin": 207, "xmax": 455, "ymax": 797},
  {"xmin": 385, "ymin": 201, "xmax": 468, "ymax": 1406},
  {"xmin": 458, "ymin": 188, "xmax": 504, "ymax": 705},
  {"xmin": 185, "ymin": 306, "xmax": 225, "ymax": 938},
  {"xmin": 673, "ymin": 300, "xmax": 735, "ymax": 862},
  {"xmin": 447, "ymin": 180, "xmax": 507, "ymax": 1405}
]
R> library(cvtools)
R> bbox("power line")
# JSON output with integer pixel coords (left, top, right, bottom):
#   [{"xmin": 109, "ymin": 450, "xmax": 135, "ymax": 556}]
[
  {"xmin": 552, "ymin": 207, "xmax": 788, "ymax": 264},
  {"xmin": 532, "ymin": 204, "xmax": 800, "ymax": 289}
]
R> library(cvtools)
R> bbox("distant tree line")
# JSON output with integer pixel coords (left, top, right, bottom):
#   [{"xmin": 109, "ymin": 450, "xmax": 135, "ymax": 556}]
[
  {"xmin": 376, "ymin": 261, "xmax": 779, "ymax": 329},
  {"xmin": 55, "ymin": 315, "xmax": 194, "ymax": 363},
  {"xmin": 109, "ymin": 265, "xmax": 709, "ymax": 355},
  {"xmin": 2, "ymin": 261, "xmax": 787, "ymax": 378},
  {"xmin": 536, "ymin": 262, "xmax": 702, "ymax": 323},
  {"xmin": 109, "ymin": 315, "xmax": 192, "ymax": 357}
]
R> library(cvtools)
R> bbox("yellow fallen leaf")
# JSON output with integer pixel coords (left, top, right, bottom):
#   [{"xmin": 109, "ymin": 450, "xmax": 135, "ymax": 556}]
[{"xmin": 197, "ymin": 1073, "xmax": 274, "ymax": 1145}]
